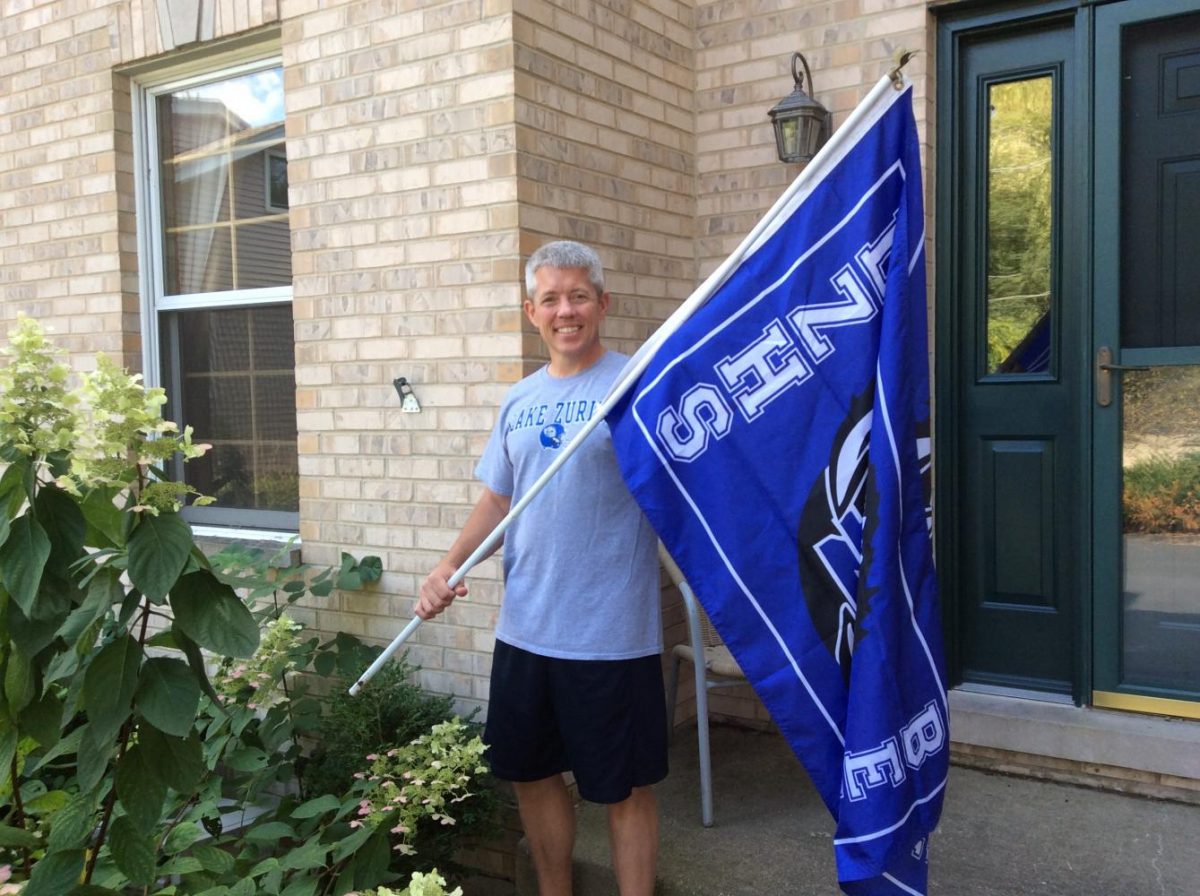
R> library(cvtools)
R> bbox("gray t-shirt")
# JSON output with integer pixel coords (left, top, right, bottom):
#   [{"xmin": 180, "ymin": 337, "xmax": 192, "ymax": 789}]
[{"xmin": 476, "ymin": 351, "xmax": 662, "ymax": 660}]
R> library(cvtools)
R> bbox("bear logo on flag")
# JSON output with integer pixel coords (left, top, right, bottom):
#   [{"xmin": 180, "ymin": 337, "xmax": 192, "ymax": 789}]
[
  {"xmin": 796, "ymin": 390, "xmax": 933, "ymax": 682},
  {"xmin": 796, "ymin": 391, "xmax": 874, "ymax": 681}
]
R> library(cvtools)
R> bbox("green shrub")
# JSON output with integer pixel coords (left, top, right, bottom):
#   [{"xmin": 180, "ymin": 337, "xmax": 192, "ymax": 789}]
[
  {"xmin": 302, "ymin": 640, "xmax": 455, "ymax": 799},
  {"xmin": 0, "ymin": 316, "xmax": 497, "ymax": 895},
  {"xmin": 1123, "ymin": 452, "xmax": 1200, "ymax": 533},
  {"xmin": 301, "ymin": 639, "xmax": 501, "ymax": 883}
]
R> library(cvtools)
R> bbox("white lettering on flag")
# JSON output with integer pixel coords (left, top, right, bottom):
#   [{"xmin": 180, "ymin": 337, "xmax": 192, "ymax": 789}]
[
  {"xmin": 716, "ymin": 320, "xmax": 812, "ymax": 421},
  {"xmin": 655, "ymin": 383, "xmax": 733, "ymax": 464}
]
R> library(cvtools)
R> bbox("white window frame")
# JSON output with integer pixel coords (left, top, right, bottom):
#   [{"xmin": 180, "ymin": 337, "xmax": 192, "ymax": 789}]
[{"xmin": 131, "ymin": 42, "xmax": 298, "ymax": 533}]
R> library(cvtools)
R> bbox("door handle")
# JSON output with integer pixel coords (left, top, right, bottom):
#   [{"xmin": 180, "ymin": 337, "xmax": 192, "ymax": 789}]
[{"xmin": 1095, "ymin": 346, "xmax": 1150, "ymax": 407}]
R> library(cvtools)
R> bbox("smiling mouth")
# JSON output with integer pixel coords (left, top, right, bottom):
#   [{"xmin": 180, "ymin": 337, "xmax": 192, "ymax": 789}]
[{"xmin": 556, "ymin": 326, "xmax": 582, "ymax": 334}]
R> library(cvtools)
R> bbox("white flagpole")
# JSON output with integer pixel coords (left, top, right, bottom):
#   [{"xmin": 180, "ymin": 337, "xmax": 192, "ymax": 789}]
[{"xmin": 349, "ymin": 72, "xmax": 907, "ymax": 696}]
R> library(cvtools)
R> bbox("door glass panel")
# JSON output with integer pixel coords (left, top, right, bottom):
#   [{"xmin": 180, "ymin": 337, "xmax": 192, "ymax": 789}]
[
  {"xmin": 985, "ymin": 76, "xmax": 1054, "ymax": 374},
  {"xmin": 1120, "ymin": 365, "xmax": 1200, "ymax": 691}
]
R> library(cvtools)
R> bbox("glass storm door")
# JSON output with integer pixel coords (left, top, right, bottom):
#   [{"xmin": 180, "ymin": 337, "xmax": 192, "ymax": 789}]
[{"xmin": 1093, "ymin": 0, "xmax": 1200, "ymax": 716}]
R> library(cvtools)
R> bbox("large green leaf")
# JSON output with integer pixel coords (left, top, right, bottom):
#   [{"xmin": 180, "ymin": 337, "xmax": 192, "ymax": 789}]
[
  {"xmin": 18, "ymin": 690, "xmax": 64, "ymax": 747},
  {"xmin": 144, "ymin": 629, "xmax": 179, "ymax": 649},
  {"xmin": 281, "ymin": 876, "xmax": 320, "ymax": 896},
  {"xmin": 170, "ymin": 571, "xmax": 259, "ymax": 659},
  {"xmin": 139, "ymin": 725, "xmax": 205, "ymax": 793},
  {"xmin": 135, "ymin": 656, "xmax": 201, "ymax": 737},
  {"xmin": 76, "ymin": 722, "xmax": 114, "ymax": 792},
  {"xmin": 23, "ymin": 789, "xmax": 70, "ymax": 816},
  {"xmin": 79, "ymin": 486, "xmax": 124, "ymax": 549},
  {"xmin": 42, "ymin": 640, "xmax": 83, "ymax": 687},
  {"xmin": 161, "ymin": 819, "xmax": 203, "ymax": 855},
  {"xmin": 330, "ymin": 820, "xmax": 374, "ymax": 862},
  {"xmin": 351, "ymin": 828, "xmax": 392, "ymax": 890},
  {"xmin": 290, "ymin": 793, "xmax": 342, "ymax": 819},
  {"xmin": 116, "ymin": 744, "xmax": 168, "ymax": 833},
  {"xmin": 0, "ymin": 823, "xmax": 41, "ymax": 848},
  {"xmin": 224, "ymin": 747, "xmax": 269, "ymax": 772},
  {"xmin": 47, "ymin": 789, "xmax": 98, "ymax": 851},
  {"xmin": 31, "ymin": 572, "xmax": 76, "ymax": 621},
  {"xmin": 117, "ymin": 586, "xmax": 141, "ymax": 627},
  {"xmin": 5, "ymin": 600, "xmax": 58, "ymax": 656},
  {"xmin": 0, "ymin": 726, "xmax": 15, "ymax": 792},
  {"xmin": 126, "ymin": 511, "xmax": 192, "ymax": 602},
  {"xmin": 22, "ymin": 848, "xmax": 86, "ymax": 896},
  {"xmin": 45, "ymin": 449, "xmax": 71, "ymax": 480},
  {"xmin": 0, "ymin": 511, "xmax": 50, "ymax": 616},
  {"xmin": 0, "ymin": 458, "xmax": 31, "ymax": 543},
  {"xmin": 57, "ymin": 569, "xmax": 123, "ymax": 651},
  {"xmin": 26, "ymin": 725, "xmax": 82, "ymax": 775},
  {"xmin": 35, "ymin": 483, "xmax": 86, "ymax": 563},
  {"xmin": 278, "ymin": 837, "xmax": 330, "ymax": 872},
  {"xmin": 248, "ymin": 855, "xmax": 281, "ymax": 876},
  {"xmin": 83, "ymin": 634, "xmax": 142, "ymax": 742},
  {"xmin": 335, "ymin": 553, "xmax": 383, "ymax": 591},
  {"xmin": 190, "ymin": 843, "xmax": 236, "ymax": 875},
  {"xmin": 110, "ymin": 815, "xmax": 158, "ymax": 886},
  {"xmin": 243, "ymin": 821, "xmax": 296, "ymax": 842},
  {"xmin": 175, "ymin": 629, "xmax": 221, "ymax": 706},
  {"xmin": 4, "ymin": 644, "xmax": 35, "ymax": 714},
  {"xmin": 332, "ymin": 860, "xmax": 357, "ymax": 896},
  {"xmin": 0, "ymin": 454, "xmax": 29, "ymax": 495},
  {"xmin": 157, "ymin": 854, "xmax": 204, "ymax": 875}
]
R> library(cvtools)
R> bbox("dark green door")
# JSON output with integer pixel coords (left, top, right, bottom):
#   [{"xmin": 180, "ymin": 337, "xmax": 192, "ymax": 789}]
[
  {"xmin": 940, "ymin": 14, "xmax": 1082, "ymax": 696},
  {"xmin": 1093, "ymin": 0, "xmax": 1200, "ymax": 716},
  {"xmin": 941, "ymin": 0, "xmax": 1200, "ymax": 713}
]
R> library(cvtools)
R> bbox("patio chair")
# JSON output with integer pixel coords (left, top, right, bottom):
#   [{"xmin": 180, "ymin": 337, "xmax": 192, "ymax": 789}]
[{"xmin": 659, "ymin": 544, "xmax": 747, "ymax": 827}]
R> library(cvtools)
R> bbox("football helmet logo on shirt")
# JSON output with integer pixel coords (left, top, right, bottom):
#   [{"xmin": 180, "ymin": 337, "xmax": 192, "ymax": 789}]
[{"xmin": 540, "ymin": 422, "xmax": 565, "ymax": 449}]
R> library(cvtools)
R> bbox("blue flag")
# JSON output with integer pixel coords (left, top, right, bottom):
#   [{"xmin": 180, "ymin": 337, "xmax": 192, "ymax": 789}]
[{"xmin": 608, "ymin": 81, "xmax": 948, "ymax": 895}]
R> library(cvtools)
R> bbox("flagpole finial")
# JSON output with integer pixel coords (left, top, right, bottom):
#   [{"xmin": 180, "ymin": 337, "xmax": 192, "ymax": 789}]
[{"xmin": 889, "ymin": 49, "xmax": 918, "ymax": 90}]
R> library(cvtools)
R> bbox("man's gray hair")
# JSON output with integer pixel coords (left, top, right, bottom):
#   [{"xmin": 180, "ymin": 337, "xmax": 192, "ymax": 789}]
[{"xmin": 524, "ymin": 241, "xmax": 605, "ymax": 296}]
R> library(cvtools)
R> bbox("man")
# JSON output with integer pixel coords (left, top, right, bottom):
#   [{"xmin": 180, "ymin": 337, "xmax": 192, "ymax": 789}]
[{"xmin": 417, "ymin": 241, "xmax": 666, "ymax": 896}]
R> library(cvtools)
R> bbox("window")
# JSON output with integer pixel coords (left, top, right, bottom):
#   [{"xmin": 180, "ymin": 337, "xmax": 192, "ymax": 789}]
[
  {"xmin": 135, "ymin": 56, "xmax": 298, "ymax": 530},
  {"xmin": 984, "ymin": 75, "xmax": 1055, "ymax": 375}
]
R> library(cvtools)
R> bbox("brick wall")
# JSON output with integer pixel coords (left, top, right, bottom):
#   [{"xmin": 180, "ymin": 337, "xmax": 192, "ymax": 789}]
[
  {"xmin": 281, "ymin": 0, "xmax": 521, "ymax": 716},
  {"xmin": 512, "ymin": 0, "xmax": 697, "ymax": 356},
  {"xmin": 3, "ymin": 0, "xmax": 127, "ymax": 363}
]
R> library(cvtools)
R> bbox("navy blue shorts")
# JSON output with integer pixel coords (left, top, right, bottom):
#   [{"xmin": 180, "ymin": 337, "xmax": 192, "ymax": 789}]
[{"xmin": 483, "ymin": 640, "xmax": 669, "ymax": 804}]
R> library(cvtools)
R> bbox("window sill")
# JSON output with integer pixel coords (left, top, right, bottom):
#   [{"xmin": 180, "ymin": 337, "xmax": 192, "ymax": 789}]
[{"xmin": 191, "ymin": 525, "xmax": 302, "ymax": 567}]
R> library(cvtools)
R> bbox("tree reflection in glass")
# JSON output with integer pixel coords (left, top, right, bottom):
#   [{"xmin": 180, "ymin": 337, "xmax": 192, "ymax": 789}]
[{"xmin": 986, "ymin": 76, "xmax": 1054, "ymax": 375}]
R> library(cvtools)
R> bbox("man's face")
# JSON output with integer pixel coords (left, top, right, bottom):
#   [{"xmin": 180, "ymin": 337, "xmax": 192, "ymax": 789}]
[{"xmin": 524, "ymin": 265, "xmax": 610, "ymax": 374}]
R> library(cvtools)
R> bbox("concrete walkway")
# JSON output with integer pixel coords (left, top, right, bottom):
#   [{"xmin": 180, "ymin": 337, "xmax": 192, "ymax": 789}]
[{"xmin": 572, "ymin": 725, "xmax": 1200, "ymax": 895}]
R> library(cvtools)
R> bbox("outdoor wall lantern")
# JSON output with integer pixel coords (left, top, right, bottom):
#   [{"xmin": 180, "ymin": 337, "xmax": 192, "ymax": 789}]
[{"xmin": 768, "ymin": 52, "xmax": 832, "ymax": 164}]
